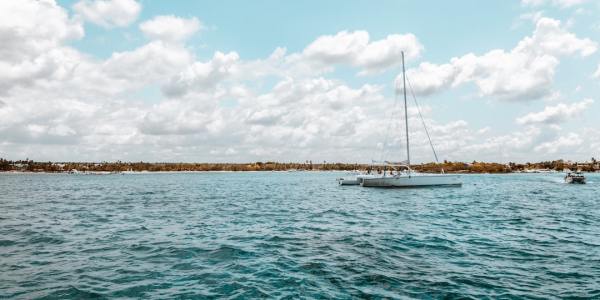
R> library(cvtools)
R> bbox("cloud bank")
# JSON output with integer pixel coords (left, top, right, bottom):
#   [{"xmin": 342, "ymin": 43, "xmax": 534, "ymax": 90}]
[{"xmin": 0, "ymin": 1, "xmax": 598, "ymax": 163}]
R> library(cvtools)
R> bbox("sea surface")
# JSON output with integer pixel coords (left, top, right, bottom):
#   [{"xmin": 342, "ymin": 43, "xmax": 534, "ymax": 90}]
[{"xmin": 1, "ymin": 172, "xmax": 599, "ymax": 299}]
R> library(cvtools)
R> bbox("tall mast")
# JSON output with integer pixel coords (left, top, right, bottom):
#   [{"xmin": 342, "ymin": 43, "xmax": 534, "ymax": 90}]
[{"xmin": 401, "ymin": 51, "xmax": 410, "ymax": 169}]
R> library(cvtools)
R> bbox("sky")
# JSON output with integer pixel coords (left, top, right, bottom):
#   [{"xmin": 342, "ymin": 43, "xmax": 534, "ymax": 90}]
[{"xmin": 1, "ymin": 0, "xmax": 600, "ymax": 163}]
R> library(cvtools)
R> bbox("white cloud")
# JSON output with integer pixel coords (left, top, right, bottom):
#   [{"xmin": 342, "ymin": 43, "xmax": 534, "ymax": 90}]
[
  {"xmin": 230, "ymin": 77, "xmax": 389, "ymax": 158},
  {"xmin": 534, "ymin": 133, "xmax": 583, "ymax": 153},
  {"xmin": 1, "ymin": 94, "xmax": 108, "ymax": 146},
  {"xmin": 73, "ymin": 0, "xmax": 140, "ymax": 28},
  {"xmin": 402, "ymin": 62, "xmax": 458, "ymax": 96},
  {"xmin": 102, "ymin": 41, "xmax": 193, "ymax": 86},
  {"xmin": 139, "ymin": 100, "xmax": 223, "ymax": 136},
  {"xmin": 404, "ymin": 17, "xmax": 597, "ymax": 101},
  {"xmin": 0, "ymin": 0, "xmax": 83, "ymax": 62},
  {"xmin": 303, "ymin": 30, "xmax": 423, "ymax": 75},
  {"xmin": 462, "ymin": 127, "xmax": 543, "ymax": 160},
  {"xmin": 516, "ymin": 99, "xmax": 594, "ymax": 125},
  {"xmin": 514, "ymin": 18, "xmax": 597, "ymax": 57},
  {"xmin": 1, "ymin": 1, "xmax": 598, "ymax": 163},
  {"xmin": 162, "ymin": 51, "xmax": 239, "ymax": 97},
  {"xmin": 404, "ymin": 51, "xmax": 559, "ymax": 100},
  {"xmin": 210, "ymin": 148, "xmax": 237, "ymax": 155},
  {"xmin": 139, "ymin": 15, "xmax": 202, "ymax": 43},
  {"xmin": 135, "ymin": 76, "xmax": 392, "ymax": 161},
  {"xmin": 0, "ymin": 0, "xmax": 84, "ymax": 95}
]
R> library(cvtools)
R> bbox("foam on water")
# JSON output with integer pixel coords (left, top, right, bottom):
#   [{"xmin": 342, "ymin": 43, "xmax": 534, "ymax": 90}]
[{"xmin": 1, "ymin": 172, "xmax": 599, "ymax": 298}]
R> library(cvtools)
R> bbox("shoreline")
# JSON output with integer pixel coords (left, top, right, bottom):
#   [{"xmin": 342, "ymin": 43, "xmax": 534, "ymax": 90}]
[
  {"xmin": 2, "ymin": 170, "xmax": 598, "ymax": 175},
  {"xmin": 3, "ymin": 159, "xmax": 599, "ymax": 174}
]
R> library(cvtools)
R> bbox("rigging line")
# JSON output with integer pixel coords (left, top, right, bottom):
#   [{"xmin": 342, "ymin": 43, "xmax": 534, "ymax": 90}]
[
  {"xmin": 375, "ymin": 83, "xmax": 401, "ymax": 164},
  {"xmin": 406, "ymin": 75, "xmax": 439, "ymax": 164},
  {"xmin": 378, "ymin": 95, "xmax": 396, "ymax": 163}
]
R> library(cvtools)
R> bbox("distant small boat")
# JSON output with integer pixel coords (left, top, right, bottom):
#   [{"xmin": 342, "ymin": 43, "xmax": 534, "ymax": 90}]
[{"xmin": 565, "ymin": 172, "xmax": 586, "ymax": 184}]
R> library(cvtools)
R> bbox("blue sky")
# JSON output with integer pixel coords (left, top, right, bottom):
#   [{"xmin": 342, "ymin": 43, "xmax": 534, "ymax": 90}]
[{"xmin": 1, "ymin": 0, "xmax": 599, "ymax": 162}]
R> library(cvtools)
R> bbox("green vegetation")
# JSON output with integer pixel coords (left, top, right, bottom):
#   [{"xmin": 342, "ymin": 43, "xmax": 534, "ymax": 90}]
[{"xmin": 1, "ymin": 158, "xmax": 598, "ymax": 173}]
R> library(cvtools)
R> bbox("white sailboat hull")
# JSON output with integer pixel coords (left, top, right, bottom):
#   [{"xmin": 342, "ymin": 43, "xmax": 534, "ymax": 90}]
[
  {"xmin": 338, "ymin": 174, "xmax": 377, "ymax": 185},
  {"xmin": 360, "ymin": 174, "xmax": 461, "ymax": 187},
  {"xmin": 338, "ymin": 178, "xmax": 360, "ymax": 185}
]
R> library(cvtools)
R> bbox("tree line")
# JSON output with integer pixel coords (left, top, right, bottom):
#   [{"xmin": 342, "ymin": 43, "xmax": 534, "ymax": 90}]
[{"xmin": 1, "ymin": 158, "xmax": 598, "ymax": 173}]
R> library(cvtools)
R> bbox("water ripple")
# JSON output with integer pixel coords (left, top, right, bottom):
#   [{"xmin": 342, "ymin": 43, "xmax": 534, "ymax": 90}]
[{"xmin": 1, "ymin": 172, "xmax": 599, "ymax": 298}]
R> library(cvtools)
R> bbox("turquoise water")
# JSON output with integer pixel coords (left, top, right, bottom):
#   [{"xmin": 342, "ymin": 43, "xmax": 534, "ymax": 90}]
[{"xmin": 1, "ymin": 172, "xmax": 599, "ymax": 299}]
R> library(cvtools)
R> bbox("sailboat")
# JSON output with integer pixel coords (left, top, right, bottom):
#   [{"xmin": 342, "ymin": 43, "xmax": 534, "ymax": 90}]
[{"xmin": 359, "ymin": 52, "xmax": 462, "ymax": 188}]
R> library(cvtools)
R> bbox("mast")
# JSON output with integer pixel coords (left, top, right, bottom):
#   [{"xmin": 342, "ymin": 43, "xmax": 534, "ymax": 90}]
[{"xmin": 401, "ymin": 51, "xmax": 410, "ymax": 170}]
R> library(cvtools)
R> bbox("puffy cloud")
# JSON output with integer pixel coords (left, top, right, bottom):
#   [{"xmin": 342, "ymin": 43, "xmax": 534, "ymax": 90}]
[
  {"xmin": 461, "ymin": 127, "xmax": 543, "ymax": 160},
  {"xmin": 534, "ymin": 133, "xmax": 583, "ymax": 153},
  {"xmin": 73, "ymin": 0, "xmax": 141, "ymax": 28},
  {"xmin": 138, "ymin": 77, "xmax": 389, "ymax": 161},
  {"xmin": 1, "ymin": 1, "xmax": 598, "ymax": 163},
  {"xmin": 245, "ymin": 108, "xmax": 285, "ymax": 126},
  {"xmin": 0, "ymin": 0, "xmax": 83, "ymax": 94},
  {"xmin": 402, "ymin": 62, "xmax": 456, "ymax": 96},
  {"xmin": 459, "ymin": 125, "xmax": 595, "ymax": 161},
  {"xmin": 514, "ymin": 18, "xmax": 597, "ymax": 57},
  {"xmin": 404, "ymin": 51, "xmax": 558, "ymax": 100},
  {"xmin": 303, "ymin": 30, "xmax": 423, "ymax": 75},
  {"xmin": 102, "ymin": 41, "xmax": 193, "ymax": 86},
  {"xmin": 209, "ymin": 77, "xmax": 388, "ymax": 159},
  {"xmin": 139, "ymin": 100, "xmax": 224, "ymax": 136},
  {"xmin": 516, "ymin": 99, "xmax": 594, "ymax": 125},
  {"xmin": 162, "ymin": 51, "xmax": 239, "ymax": 97},
  {"xmin": 0, "ymin": 48, "xmax": 73, "ymax": 93},
  {"xmin": 404, "ymin": 17, "xmax": 597, "ymax": 101},
  {"xmin": 0, "ymin": 0, "xmax": 83, "ymax": 62},
  {"xmin": 0, "ymin": 94, "xmax": 101, "ymax": 145},
  {"xmin": 139, "ymin": 15, "xmax": 202, "ymax": 43}
]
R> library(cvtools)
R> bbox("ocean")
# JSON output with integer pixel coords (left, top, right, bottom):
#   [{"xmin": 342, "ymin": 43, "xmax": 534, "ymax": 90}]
[{"xmin": 1, "ymin": 172, "xmax": 599, "ymax": 298}]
